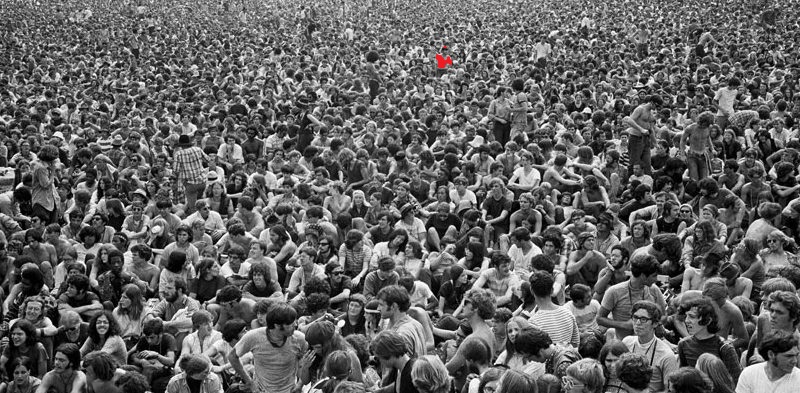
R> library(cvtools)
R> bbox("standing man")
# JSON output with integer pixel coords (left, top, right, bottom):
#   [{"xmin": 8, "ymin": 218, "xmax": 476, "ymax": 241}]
[
  {"xmin": 714, "ymin": 77, "xmax": 740, "ymax": 131},
  {"xmin": 229, "ymin": 303, "xmax": 307, "ymax": 393},
  {"xmin": 172, "ymin": 135, "xmax": 209, "ymax": 216},
  {"xmin": 679, "ymin": 111, "xmax": 716, "ymax": 181},
  {"xmin": 736, "ymin": 332, "xmax": 800, "ymax": 393},
  {"xmin": 622, "ymin": 300, "xmax": 678, "ymax": 393},
  {"xmin": 30, "ymin": 145, "xmax": 60, "ymax": 224},
  {"xmin": 623, "ymin": 95, "xmax": 663, "ymax": 176}
]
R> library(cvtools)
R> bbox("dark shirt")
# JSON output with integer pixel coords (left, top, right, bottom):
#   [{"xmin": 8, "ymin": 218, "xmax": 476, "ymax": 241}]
[
  {"xmin": 190, "ymin": 276, "xmax": 228, "ymax": 304},
  {"xmin": 677, "ymin": 335, "xmax": 741, "ymax": 382},
  {"xmin": 426, "ymin": 214, "xmax": 462, "ymax": 239}
]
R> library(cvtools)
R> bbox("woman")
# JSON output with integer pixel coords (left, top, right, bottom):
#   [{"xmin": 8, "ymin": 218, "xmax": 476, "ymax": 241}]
[
  {"xmin": 680, "ymin": 205, "xmax": 728, "ymax": 244},
  {"xmin": 299, "ymin": 321, "xmax": 363, "ymax": 386},
  {"xmin": 349, "ymin": 190, "xmax": 370, "ymax": 220},
  {"xmin": 338, "ymin": 294, "xmax": 367, "ymax": 338},
  {"xmin": 324, "ymin": 182, "xmax": 352, "ymax": 221},
  {"xmin": 87, "ymin": 244, "xmax": 113, "ymax": 287},
  {"xmin": 619, "ymin": 219, "xmax": 651, "ymax": 258},
  {"xmin": 226, "ymin": 172, "xmax": 248, "ymax": 206},
  {"xmin": 308, "ymin": 350, "xmax": 353, "ymax": 393},
  {"xmin": 189, "ymin": 258, "xmax": 226, "ymax": 304},
  {"xmin": 338, "ymin": 230, "xmax": 372, "ymax": 289},
  {"xmin": 75, "ymin": 227, "xmax": 102, "ymax": 265},
  {"xmin": 158, "ymin": 251, "xmax": 196, "ymax": 299},
  {"xmin": 400, "ymin": 241, "xmax": 425, "ymax": 279},
  {"xmin": 204, "ymin": 182, "xmax": 234, "ymax": 219},
  {"xmin": 488, "ymin": 87, "xmax": 512, "ymax": 145},
  {"xmin": 0, "ymin": 320, "xmax": 48, "ymax": 379},
  {"xmin": 682, "ymin": 252, "xmax": 725, "ymax": 293},
  {"xmin": 166, "ymin": 353, "xmax": 223, "ymax": 393},
  {"xmin": 10, "ymin": 296, "xmax": 57, "ymax": 359},
  {"xmin": 760, "ymin": 229, "xmax": 797, "ymax": 270},
  {"xmin": 0, "ymin": 357, "xmax": 40, "ymax": 393},
  {"xmin": 696, "ymin": 353, "xmax": 735, "ymax": 393},
  {"xmin": 104, "ymin": 199, "xmax": 127, "ymax": 231},
  {"xmin": 680, "ymin": 221, "xmax": 726, "ymax": 269},
  {"xmin": 370, "ymin": 229, "xmax": 408, "ymax": 270},
  {"xmin": 437, "ymin": 265, "xmax": 470, "ymax": 316},
  {"xmin": 457, "ymin": 242, "xmax": 490, "ymax": 279},
  {"xmin": 113, "ymin": 284, "xmax": 149, "ymax": 349},
  {"xmin": 495, "ymin": 317, "xmax": 540, "ymax": 374},
  {"xmin": 241, "ymin": 261, "xmax": 282, "ymax": 301},
  {"xmin": 410, "ymin": 355, "xmax": 451, "ymax": 393},
  {"xmin": 721, "ymin": 129, "xmax": 743, "ymax": 161},
  {"xmin": 731, "ymin": 239, "xmax": 765, "ymax": 303},
  {"xmin": 162, "ymin": 225, "xmax": 200, "ymax": 269},
  {"xmin": 667, "ymin": 367, "xmax": 714, "ymax": 393},
  {"xmin": 79, "ymin": 311, "xmax": 127, "ymax": 366},
  {"xmin": 495, "ymin": 369, "xmax": 536, "ymax": 393},
  {"xmin": 563, "ymin": 358, "xmax": 605, "ymax": 393},
  {"xmin": 598, "ymin": 341, "xmax": 630, "ymax": 393}
]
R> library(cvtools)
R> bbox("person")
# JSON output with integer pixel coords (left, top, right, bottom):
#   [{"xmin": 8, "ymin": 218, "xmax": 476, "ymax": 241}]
[
  {"xmin": 36, "ymin": 343, "xmax": 86, "ymax": 393},
  {"xmin": 82, "ymin": 351, "xmax": 121, "ymax": 393},
  {"xmin": 30, "ymin": 146, "xmax": 59, "ymax": 225},
  {"xmin": 679, "ymin": 111, "xmax": 717, "ymax": 181},
  {"xmin": 678, "ymin": 297, "xmax": 741, "ymax": 381},
  {"xmin": 445, "ymin": 289, "xmax": 497, "ymax": 386},
  {"xmin": 173, "ymin": 135, "xmax": 210, "ymax": 216},
  {"xmin": 562, "ymin": 358, "xmax": 605, "ymax": 393},
  {"xmin": 180, "ymin": 310, "xmax": 222, "ymax": 359},
  {"xmin": 472, "ymin": 253, "xmax": 517, "ymax": 307},
  {"xmin": 621, "ymin": 300, "xmax": 678, "ymax": 392},
  {"xmin": 147, "ymin": 278, "xmax": 201, "ymax": 347},
  {"xmin": 623, "ymin": 95, "xmax": 663, "ymax": 175},
  {"xmin": 79, "ymin": 311, "xmax": 127, "ymax": 367},
  {"xmin": 369, "ymin": 330, "xmax": 418, "ymax": 393},
  {"xmin": 376, "ymin": 285, "xmax": 427, "ymax": 359},
  {"xmin": 696, "ymin": 353, "xmax": 735, "ymax": 393},
  {"xmin": 57, "ymin": 273, "xmax": 103, "ymax": 321},
  {"xmin": 208, "ymin": 285, "xmax": 256, "ymax": 330},
  {"xmin": 339, "ymin": 294, "xmax": 368, "ymax": 337},
  {"xmin": 363, "ymin": 257, "xmax": 400, "ymax": 301},
  {"xmin": 131, "ymin": 318, "xmax": 177, "ymax": 393},
  {"xmin": 514, "ymin": 326, "xmax": 580, "ymax": 379},
  {"xmin": 736, "ymin": 331, "xmax": 800, "ymax": 393},
  {"xmin": 165, "ymin": 353, "xmax": 223, "ymax": 393},
  {"xmin": 113, "ymin": 283, "xmax": 149, "ymax": 347},
  {"xmin": 300, "ymin": 321, "xmax": 364, "ymax": 386},
  {"xmin": 615, "ymin": 353, "xmax": 654, "ymax": 393},
  {"xmin": 528, "ymin": 271, "xmax": 580, "ymax": 348},
  {"xmin": 229, "ymin": 302, "xmax": 307, "ymax": 393},
  {"xmin": 411, "ymin": 356, "xmax": 451, "ymax": 393},
  {"xmin": 598, "ymin": 254, "xmax": 666, "ymax": 340},
  {"xmin": 307, "ymin": 350, "xmax": 353, "ymax": 393},
  {"xmin": 667, "ymin": 367, "xmax": 714, "ymax": 393},
  {"xmin": 0, "ymin": 357, "xmax": 41, "ymax": 393}
]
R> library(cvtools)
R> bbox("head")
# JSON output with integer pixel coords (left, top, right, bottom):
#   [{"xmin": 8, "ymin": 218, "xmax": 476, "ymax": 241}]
[
  {"xmin": 411, "ymin": 356, "xmax": 452, "ymax": 393},
  {"xmin": 667, "ymin": 368, "xmax": 713, "ymax": 393},
  {"xmin": 681, "ymin": 297, "xmax": 719, "ymax": 336},
  {"xmin": 616, "ymin": 353, "xmax": 653, "ymax": 392},
  {"xmin": 83, "ymin": 351, "xmax": 118, "ymax": 383},
  {"xmin": 53, "ymin": 343, "xmax": 81, "ymax": 372},
  {"xmin": 564, "ymin": 358, "xmax": 605, "ymax": 393}
]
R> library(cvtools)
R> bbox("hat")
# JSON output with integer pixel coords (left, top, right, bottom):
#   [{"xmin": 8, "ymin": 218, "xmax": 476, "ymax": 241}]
[
  {"xmin": 576, "ymin": 231, "xmax": 595, "ymax": 247},
  {"xmin": 702, "ymin": 204, "xmax": 719, "ymax": 218},
  {"xmin": 305, "ymin": 321, "xmax": 336, "ymax": 347},
  {"xmin": 52, "ymin": 131, "xmax": 64, "ymax": 141},
  {"xmin": 207, "ymin": 172, "xmax": 219, "ymax": 182},
  {"xmin": 305, "ymin": 223, "xmax": 323, "ymax": 238},
  {"xmin": 177, "ymin": 135, "xmax": 192, "ymax": 147},
  {"xmin": 131, "ymin": 189, "xmax": 148, "ymax": 203},
  {"xmin": 111, "ymin": 135, "xmax": 124, "ymax": 146},
  {"xmin": 400, "ymin": 203, "xmax": 415, "ymax": 217}
]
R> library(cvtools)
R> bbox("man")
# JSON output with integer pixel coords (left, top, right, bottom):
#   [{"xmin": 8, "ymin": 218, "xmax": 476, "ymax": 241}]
[
  {"xmin": 506, "ymin": 227, "xmax": 542, "ymax": 281},
  {"xmin": 172, "ymin": 135, "xmax": 209, "ymax": 216},
  {"xmin": 363, "ymin": 256, "xmax": 400, "ymax": 301},
  {"xmin": 514, "ymin": 326, "xmax": 580, "ymax": 379},
  {"xmin": 566, "ymin": 232, "xmax": 606, "ymax": 288},
  {"xmin": 598, "ymin": 254, "xmax": 666, "ymax": 340},
  {"xmin": 57, "ymin": 274, "xmax": 102, "ymax": 321},
  {"xmin": 445, "ymin": 288, "xmax": 497, "ymax": 379},
  {"xmin": 472, "ymin": 253, "xmax": 517, "ymax": 306},
  {"xmin": 182, "ymin": 200, "xmax": 225, "ymax": 242},
  {"xmin": 677, "ymin": 296, "xmax": 741, "ymax": 380},
  {"xmin": 702, "ymin": 278, "xmax": 750, "ymax": 351},
  {"xmin": 96, "ymin": 250, "xmax": 146, "ymax": 307},
  {"xmin": 209, "ymin": 285, "xmax": 256, "ymax": 330},
  {"xmin": 0, "ymin": 187, "xmax": 32, "ymax": 226},
  {"xmin": 679, "ymin": 111, "xmax": 716, "ymax": 181},
  {"xmin": 30, "ymin": 145, "xmax": 60, "ymax": 224},
  {"xmin": 736, "ymin": 332, "xmax": 800, "ymax": 393},
  {"xmin": 148, "ymin": 278, "xmax": 200, "ymax": 346},
  {"xmin": 37, "ymin": 343, "xmax": 86, "ymax": 393},
  {"xmin": 714, "ymin": 77, "xmax": 740, "ymax": 130},
  {"xmin": 622, "ymin": 300, "xmax": 678, "ymax": 393},
  {"xmin": 53, "ymin": 310, "xmax": 89, "ymax": 349},
  {"xmin": 615, "ymin": 353, "xmax": 655, "ymax": 393},
  {"xmin": 21, "ymin": 228, "xmax": 57, "ymax": 288},
  {"xmin": 369, "ymin": 331, "xmax": 417, "ymax": 393},
  {"xmin": 233, "ymin": 196, "xmax": 264, "ymax": 237},
  {"xmin": 376, "ymin": 285, "xmax": 427, "ymax": 358},
  {"xmin": 83, "ymin": 351, "xmax": 121, "ymax": 393},
  {"xmin": 528, "ymin": 271, "xmax": 580, "ymax": 348},
  {"xmin": 127, "ymin": 244, "xmax": 160, "ymax": 298},
  {"xmin": 229, "ymin": 302, "xmax": 307, "ymax": 393},
  {"xmin": 425, "ymin": 202, "xmax": 461, "ymax": 252},
  {"xmin": 623, "ymin": 95, "xmax": 663, "ymax": 175},
  {"xmin": 5, "ymin": 265, "xmax": 57, "ymax": 324},
  {"xmin": 131, "ymin": 319, "xmax": 177, "ymax": 393}
]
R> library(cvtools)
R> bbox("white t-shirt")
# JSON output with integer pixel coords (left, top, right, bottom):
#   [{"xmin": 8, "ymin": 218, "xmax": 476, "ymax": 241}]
[
  {"xmin": 410, "ymin": 281, "xmax": 434, "ymax": 308},
  {"xmin": 715, "ymin": 87, "xmax": 737, "ymax": 117},
  {"xmin": 736, "ymin": 363, "xmax": 800, "ymax": 393},
  {"xmin": 510, "ymin": 167, "xmax": 541, "ymax": 188},
  {"xmin": 508, "ymin": 243, "xmax": 543, "ymax": 281}
]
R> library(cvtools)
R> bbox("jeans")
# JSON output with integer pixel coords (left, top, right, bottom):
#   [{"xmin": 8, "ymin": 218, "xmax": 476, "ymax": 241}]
[
  {"xmin": 182, "ymin": 182, "xmax": 206, "ymax": 215},
  {"xmin": 687, "ymin": 151, "xmax": 710, "ymax": 181},
  {"xmin": 627, "ymin": 135, "xmax": 653, "ymax": 175}
]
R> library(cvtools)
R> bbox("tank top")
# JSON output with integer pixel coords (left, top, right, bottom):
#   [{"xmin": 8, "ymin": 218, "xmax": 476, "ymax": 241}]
[{"xmin": 656, "ymin": 217, "xmax": 681, "ymax": 234}]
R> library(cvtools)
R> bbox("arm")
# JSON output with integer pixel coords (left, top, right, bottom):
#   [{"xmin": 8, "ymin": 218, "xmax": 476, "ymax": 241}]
[
  {"xmin": 596, "ymin": 305, "xmax": 634, "ymax": 331},
  {"xmin": 35, "ymin": 373, "xmax": 54, "ymax": 393}
]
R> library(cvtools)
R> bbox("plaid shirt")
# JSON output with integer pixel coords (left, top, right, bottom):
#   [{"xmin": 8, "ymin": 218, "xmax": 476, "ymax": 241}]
[{"xmin": 173, "ymin": 146, "xmax": 208, "ymax": 184}]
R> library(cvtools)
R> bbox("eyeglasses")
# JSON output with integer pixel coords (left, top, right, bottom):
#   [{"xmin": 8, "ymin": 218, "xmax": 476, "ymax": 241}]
[
  {"xmin": 680, "ymin": 210, "xmax": 691, "ymax": 213},
  {"xmin": 319, "ymin": 242, "xmax": 329, "ymax": 246},
  {"xmin": 632, "ymin": 316, "xmax": 653, "ymax": 324},
  {"xmin": 332, "ymin": 270, "xmax": 344, "ymax": 275}
]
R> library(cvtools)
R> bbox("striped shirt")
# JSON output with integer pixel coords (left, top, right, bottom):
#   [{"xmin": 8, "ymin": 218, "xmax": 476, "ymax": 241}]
[
  {"xmin": 528, "ymin": 306, "xmax": 580, "ymax": 348},
  {"xmin": 173, "ymin": 146, "xmax": 208, "ymax": 184}
]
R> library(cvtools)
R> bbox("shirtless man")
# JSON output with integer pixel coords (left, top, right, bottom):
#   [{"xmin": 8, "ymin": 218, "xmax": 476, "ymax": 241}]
[
  {"xmin": 623, "ymin": 95, "xmax": 663, "ymax": 176},
  {"xmin": 679, "ymin": 111, "xmax": 716, "ymax": 181}
]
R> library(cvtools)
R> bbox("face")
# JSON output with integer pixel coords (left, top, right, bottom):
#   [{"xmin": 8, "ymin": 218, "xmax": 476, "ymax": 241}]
[
  {"xmin": 164, "ymin": 283, "xmax": 179, "ymax": 302},
  {"xmin": 95, "ymin": 315, "xmax": 110, "ymax": 336},
  {"xmin": 10, "ymin": 328, "xmax": 26, "ymax": 347},
  {"xmin": 12, "ymin": 364, "xmax": 30, "ymax": 386},
  {"xmin": 53, "ymin": 352, "xmax": 71, "ymax": 372},
  {"xmin": 632, "ymin": 308, "xmax": 655, "ymax": 337},
  {"xmin": 377, "ymin": 298, "xmax": 394, "ymax": 320},
  {"xmin": 119, "ymin": 292, "xmax": 132, "ymax": 309},
  {"xmin": 770, "ymin": 346, "xmax": 800, "ymax": 373},
  {"xmin": 768, "ymin": 237, "xmax": 783, "ymax": 251},
  {"xmin": 769, "ymin": 302, "xmax": 795, "ymax": 329},
  {"xmin": 684, "ymin": 307, "xmax": 704, "ymax": 336}
]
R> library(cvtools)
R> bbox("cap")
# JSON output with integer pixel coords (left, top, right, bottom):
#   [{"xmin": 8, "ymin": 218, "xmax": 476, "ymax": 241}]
[{"xmin": 112, "ymin": 135, "xmax": 124, "ymax": 146}]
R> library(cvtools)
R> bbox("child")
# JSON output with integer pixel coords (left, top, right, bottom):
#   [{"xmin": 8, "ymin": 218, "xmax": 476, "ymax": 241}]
[{"xmin": 564, "ymin": 284, "xmax": 603, "ymax": 335}]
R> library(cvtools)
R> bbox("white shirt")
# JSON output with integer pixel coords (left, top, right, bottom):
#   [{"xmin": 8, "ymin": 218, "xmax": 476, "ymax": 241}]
[
  {"xmin": 715, "ymin": 87, "xmax": 737, "ymax": 117},
  {"xmin": 736, "ymin": 363, "xmax": 800, "ymax": 393},
  {"xmin": 508, "ymin": 243, "xmax": 542, "ymax": 281}
]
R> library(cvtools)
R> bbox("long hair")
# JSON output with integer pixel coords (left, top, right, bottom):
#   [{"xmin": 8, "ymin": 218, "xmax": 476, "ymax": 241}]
[
  {"xmin": 117, "ymin": 283, "xmax": 145, "ymax": 321},
  {"xmin": 696, "ymin": 353, "xmax": 735, "ymax": 393},
  {"xmin": 598, "ymin": 341, "xmax": 630, "ymax": 379},
  {"xmin": 8, "ymin": 319, "xmax": 37, "ymax": 348},
  {"xmin": 497, "ymin": 369, "xmax": 537, "ymax": 393},
  {"xmin": 411, "ymin": 355, "xmax": 451, "ymax": 393},
  {"xmin": 88, "ymin": 310, "xmax": 121, "ymax": 343},
  {"xmin": 502, "ymin": 317, "xmax": 532, "ymax": 362}
]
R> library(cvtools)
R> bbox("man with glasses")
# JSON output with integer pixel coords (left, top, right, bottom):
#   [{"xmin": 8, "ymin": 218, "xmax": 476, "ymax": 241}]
[
  {"xmin": 325, "ymin": 262, "xmax": 352, "ymax": 310},
  {"xmin": 230, "ymin": 302, "xmax": 307, "ymax": 393},
  {"xmin": 54, "ymin": 310, "xmax": 89, "ymax": 348},
  {"xmin": 621, "ymin": 300, "xmax": 678, "ymax": 392}
]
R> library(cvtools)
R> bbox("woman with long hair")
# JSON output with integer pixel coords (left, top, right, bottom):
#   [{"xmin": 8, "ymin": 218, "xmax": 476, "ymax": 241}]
[
  {"xmin": 323, "ymin": 182, "xmax": 352, "ymax": 221},
  {"xmin": 400, "ymin": 241, "xmax": 426, "ymax": 279},
  {"xmin": 696, "ymin": 353, "xmax": 735, "ymax": 393},
  {"xmin": 679, "ymin": 221, "xmax": 726, "ymax": 268},
  {"xmin": 189, "ymin": 258, "xmax": 227, "ymax": 304},
  {"xmin": 338, "ymin": 294, "xmax": 367, "ymax": 338},
  {"xmin": 10, "ymin": 296, "xmax": 57, "ymax": 360},
  {"xmin": 682, "ymin": 252, "xmax": 726, "ymax": 293},
  {"xmin": 162, "ymin": 224, "xmax": 200, "ymax": 268},
  {"xmin": 80, "ymin": 310, "xmax": 127, "ymax": 366},
  {"xmin": 679, "ymin": 205, "xmax": 728, "ymax": 244},
  {"xmin": 349, "ymin": 190, "xmax": 370, "ymax": 220},
  {"xmin": 759, "ymin": 229, "xmax": 798, "ymax": 269},
  {"xmin": 370, "ymin": 229, "xmax": 408, "ymax": 270},
  {"xmin": 495, "ymin": 317, "xmax": 539, "ymax": 374},
  {"xmin": 411, "ymin": 355, "xmax": 451, "ymax": 393},
  {"xmin": 299, "ymin": 321, "xmax": 363, "ymax": 386},
  {"xmin": 0, "ymin": 320, "xmax": 47, "ymax": 380},
  {"xmin": 307, "ymin": 350, "xmax": 353, "ymax": 393},
  {"xmin": 495, "ymin": 369, "xmax": 537, "ymax": 393},
  {"xmin": 226, "ymin": 172, "xmax": 248, "ymax": 207},
  {"xmin": 0, "ymin": 356, "xmax": 41, "ymax": 393},
  {"xmin": 457, "ymin": 241, "xmax": 490, "ymax": 279},
  {"xmin": 598, "ymin": 341, "xmax": 630, "ymax": 393},
  {"xmin": 338, "ymin": 230, "xmax": 372, "ymax": 289},
  {"xmin": 158, "ymin": 251, "xmax": 196, "ymax": 298},
  {"xmin": 510, "ymin": 282, "xmax": 536, "ymax": 318},
  {"xmin": 204, "ymin": 181, "xmax": 234, "ymax": 219},
  {"xmin": 87, "ymin": 244, "xmax": 113, "ymax": 287},
  {"xmin": 113, "ymin": 284, "xmax": 149, "ymax": 349}
]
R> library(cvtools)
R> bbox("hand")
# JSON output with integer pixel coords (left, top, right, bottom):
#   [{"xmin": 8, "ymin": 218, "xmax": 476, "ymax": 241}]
[
  {"xmin": 299, "ymin": 350, "xmax": 316, "ymax": 369},
  {"xmin": 352, "ymin": 275, "xmax": 362, "ymax": 286}
]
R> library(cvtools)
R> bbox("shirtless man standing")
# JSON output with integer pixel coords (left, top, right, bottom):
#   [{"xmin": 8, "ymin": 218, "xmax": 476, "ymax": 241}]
[
  {"xmin": 623, "ymin": 95, "xmax": 663, "ymax": 176},
  {"xmin": 679, "ymin": 111, "xmax": 716, "ymax": 181}
]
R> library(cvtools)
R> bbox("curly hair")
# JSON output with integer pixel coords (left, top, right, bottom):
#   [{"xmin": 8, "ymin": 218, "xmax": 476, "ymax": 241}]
[
  {"xmin": 88, "ymin": 310, "xmax": 121, "ymax": 343},
  {"xmin": 616, "ymin": 353, "xmax": 653, "ymax": 390},
  {"xmin": 767, "ymin": 290, "xmax": 800, "ymax": 328}
]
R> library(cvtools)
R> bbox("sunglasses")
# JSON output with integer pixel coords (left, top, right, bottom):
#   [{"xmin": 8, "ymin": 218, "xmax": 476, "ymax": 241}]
[
  {"xmin": 680, "ymin": 210, "xmax": 691, "ymax": 213},
  {"xmin": 767, "ymin": 239, "xmax": 780, "ymax": 244}
]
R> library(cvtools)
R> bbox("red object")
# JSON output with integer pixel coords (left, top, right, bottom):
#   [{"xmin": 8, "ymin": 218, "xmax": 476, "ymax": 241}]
[{"xmin": 435, "ymin": 53, "xmax": 453, "ymax": 69}]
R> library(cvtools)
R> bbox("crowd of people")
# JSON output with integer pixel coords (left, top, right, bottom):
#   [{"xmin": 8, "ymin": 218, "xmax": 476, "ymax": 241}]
[{"xmin": 1, "ymin": 0, "xmax": 800, "ymax": 392}]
